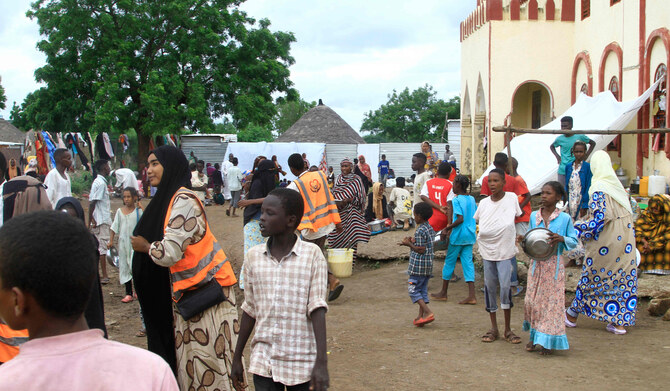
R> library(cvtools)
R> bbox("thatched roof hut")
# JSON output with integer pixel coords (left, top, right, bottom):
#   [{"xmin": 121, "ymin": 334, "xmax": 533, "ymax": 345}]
[
  {"xmin": 275, "ymin": 99, "xmax": 366, "ymax": 144},
  {"xmin": 0, "ymin": 119, "xmax": 25, "ymax": 144}
]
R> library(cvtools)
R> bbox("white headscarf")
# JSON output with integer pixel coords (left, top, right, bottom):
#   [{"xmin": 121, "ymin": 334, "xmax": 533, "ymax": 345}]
[{"xmin": 588, "ymin": 150, "xmax": 632, "ymax": 213}]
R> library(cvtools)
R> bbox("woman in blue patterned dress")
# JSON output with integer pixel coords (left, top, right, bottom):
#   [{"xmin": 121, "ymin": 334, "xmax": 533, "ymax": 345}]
[{"xmin": 565, "ymin": 151, "xmax": 637, "ymax": 335}]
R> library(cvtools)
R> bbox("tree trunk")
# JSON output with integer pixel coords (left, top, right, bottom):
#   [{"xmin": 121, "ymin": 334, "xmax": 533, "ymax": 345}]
[{"xmin": 137, "ymin": 131, "xmax": 152, "ymax": 165}]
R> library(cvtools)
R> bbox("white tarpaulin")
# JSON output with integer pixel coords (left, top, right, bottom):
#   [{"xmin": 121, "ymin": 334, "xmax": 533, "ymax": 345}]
[
  {"xmin": 478, "ymin": 77, "xmax": 664, "ymax": 194},
  {"xmin": 224, "ymin": 142, "xmax": 325, "ymax": 181}
]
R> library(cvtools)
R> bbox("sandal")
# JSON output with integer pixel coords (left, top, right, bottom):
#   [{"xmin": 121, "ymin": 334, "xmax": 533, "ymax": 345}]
[
  {"xmin": 565, "ymin": 311, "xmax": 577, "ymax": 328},
  {"xmin": 328, "ymin": 284, "xmax": 344, "ymax": 302},
  {"xmin": 415, "ymin": 313, "xmax": 435, "ymax": 326},
  {"xmin": 606, "ymin": 323, "xmax": 627, "ymax": 335},
  {"xmin": 135, "ymin": 329, "xmax": 146, "ymax": 337},
  {"xmin": 100, "ymin": 277, "xmax": 110, "ymax": 285},
  {"xmin": 504, "ymin": 331, "xmax": 522, "ymax": 344},
  {"xmin": 481, "ymin": 330, "xmax": 499, "ymax": 343}
]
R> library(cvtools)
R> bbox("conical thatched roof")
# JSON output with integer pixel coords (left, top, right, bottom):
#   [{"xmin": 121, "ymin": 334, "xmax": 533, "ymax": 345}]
[
  {"xmin": 276, "ymin": 100, "xmax": 366, "ymax": 144},
  {"xmin": 0, "ymin": 119, "xmax": 26, "ymax": 144}
]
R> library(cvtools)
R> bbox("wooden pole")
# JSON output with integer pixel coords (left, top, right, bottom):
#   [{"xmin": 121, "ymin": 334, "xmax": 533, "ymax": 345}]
[
  {"xmin": 506, "ymin": 128, "xmax": 515, "ymax": 176},
  {"xmin": 492, "ymin": 126, "xmax": 670, "ymax": 135}
]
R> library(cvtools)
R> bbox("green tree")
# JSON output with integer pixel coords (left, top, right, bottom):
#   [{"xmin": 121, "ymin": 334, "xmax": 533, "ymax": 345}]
[
  {"xmin": 0, "ymin": 77, "xmax": 6, "ymax": 110},
  {"xmin": 361, "ymin": 85, "xmax": 460, "ymax": 143},
  {"xmin": 214, "ymin": 121, "xmax": 237, "ymax": 134},
  {"xmin": 272, "ymin": 98, "xmax": 316, "ymax": 134},
  {"xmin": 362, "ymin": 133, "xmax": 389, "ymax": 143},
  {"xmin": 22, "ymin": 0, "xmax": 296, "ymax": 159},
  {"xmin": 237, "ymin": 123, "xmax": 273, "ymax": 142}
]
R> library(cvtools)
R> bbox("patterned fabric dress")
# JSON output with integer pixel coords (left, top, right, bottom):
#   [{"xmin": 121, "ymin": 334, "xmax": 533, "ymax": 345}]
[
  {"xmin": 149, "ymin": 192, "xmax": 246, "ymax": 390},
  {"xmin": 328, "ymin": 173, "xmax": 371, "ymax": 260},
  {"xmin": 567, "ymin": 192, "xmax": 638, "ymax": 326},
  {"xmin": 567, "ymin": 162, "xmax": 583, "ymax": 220},
  {"xmin": 565, "ymin": 163, "xmax": 586, "ymax": 261},
  {"xmin": 635, "ymin": 194, "xmax": 670, "ymax": 274},
  {"xmin": 523, "ymin": 208, "xmax": 577, "ymax": 350}
]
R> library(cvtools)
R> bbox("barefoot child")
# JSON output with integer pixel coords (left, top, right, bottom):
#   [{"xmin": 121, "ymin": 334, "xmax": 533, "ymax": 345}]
[
  {"xmin": 0, "ymin": 211, "xmax": 177, "ymax": 390},
  {"xmin": 399, "ymin": 202, "xmax": 436, "ymax": 327},
  {"xmin": 521, "ymin": 181, "xmax": 577, "ymax": 355},
  {"xmin": 431, "ymin": 175, "xmax": 477, "ymax": 304},
  {"xmin": 476, "ymin": 169, "xmax": 523, "ymax": 344},
  {"xmin": 232, "ymin": 188, "xmax": 329, "ymax": 391},
  {"xmin": 109, "ymin": 187, "xmax": 143, "ymax": 303}
]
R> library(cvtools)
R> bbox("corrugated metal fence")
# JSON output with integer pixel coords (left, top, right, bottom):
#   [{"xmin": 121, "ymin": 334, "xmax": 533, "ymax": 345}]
[{"xmin": 181, "ymin": 135, "xmax": 229, "ymax": 165}]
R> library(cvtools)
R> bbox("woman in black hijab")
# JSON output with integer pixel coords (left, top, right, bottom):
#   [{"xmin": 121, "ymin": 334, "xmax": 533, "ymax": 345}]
[
  {"xmin": 237, "ymin": 159, "xmax": 276, "ymax": 289},
  {"xmin": 131, "ymin": 146, "xmax": 191, "ymax": 373},
  {"xmin": 56, "ymin": 197, "xmax": 107, "ymax": 338}
]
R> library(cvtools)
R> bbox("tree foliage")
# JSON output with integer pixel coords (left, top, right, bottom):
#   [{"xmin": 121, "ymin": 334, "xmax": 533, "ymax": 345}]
[
  {"xmin": 272, "ymin": 98, "xmax": 316, "ymax": 134},
  {"xmin": 0, "ymin": 78, "xmax": 6, "ymax": 111},
  {"xmin": 237, "ymin": 123, "xmax": 273, "ymax": 142},
  {"xmin": 361, "ymin": 85, "xmax": 460, "ymax": 143},
  {"xmin": 19, "ymin": 0, "xmax": 296, "ymax": 157}
]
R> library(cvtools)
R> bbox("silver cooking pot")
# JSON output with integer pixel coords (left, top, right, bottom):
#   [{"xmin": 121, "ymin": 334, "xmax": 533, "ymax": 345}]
[{"xmin": 521, "ymin": 227, "xmax": 557, "ymax": 261}]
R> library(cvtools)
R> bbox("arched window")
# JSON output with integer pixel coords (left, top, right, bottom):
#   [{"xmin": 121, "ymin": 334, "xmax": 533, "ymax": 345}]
[
  {"xmin": 580, "ymin": 83, "xmax": 589, "ymax": 95},
  {"xmin": 609, "ymin": 76, "xmax": 620, "ymax": 100},
  {"xmin": 651, "ymin": 64, "xmax": 666, "ymax": 151},
  {"xmin": 652, "ymin": 64, "xmax": 666, "ymax": 128},
  {"xmin": 607, "ymin": 76, "xmax": 621, "ymax": 152}
]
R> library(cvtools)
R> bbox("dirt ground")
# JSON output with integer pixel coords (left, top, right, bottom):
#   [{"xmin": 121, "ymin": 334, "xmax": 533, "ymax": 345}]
[{"xmin": 94, "ymin": 198, "xmax": 670, "ymax": 390}]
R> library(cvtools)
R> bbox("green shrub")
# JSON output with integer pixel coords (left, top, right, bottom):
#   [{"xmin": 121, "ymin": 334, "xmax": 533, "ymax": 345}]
[{"xmin": 70, "ymin": 170, "xmax": 94, "ymax": 196}]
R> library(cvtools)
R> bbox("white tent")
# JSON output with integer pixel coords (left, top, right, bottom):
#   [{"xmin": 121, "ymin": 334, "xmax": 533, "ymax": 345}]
[{"xmin": 478, "ymin": 77, "xmax": 664, "ymax": 194}]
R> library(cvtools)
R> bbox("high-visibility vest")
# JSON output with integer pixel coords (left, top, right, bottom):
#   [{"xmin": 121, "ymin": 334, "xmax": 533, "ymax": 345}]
[
  {"xmin": 165, "ymin": 188, "xmax": 236, "ymax": 301},
  {"xmin": 294, "ymin": 171, "xmax": 341, "ymax": 232},
  {"xmin": 0, "ymin": 323, "xmax": 28, "ymax": 363}
]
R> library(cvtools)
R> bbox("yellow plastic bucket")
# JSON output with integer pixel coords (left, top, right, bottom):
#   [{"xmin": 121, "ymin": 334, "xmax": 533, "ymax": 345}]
[{"xmin": 327, "ymin": 248, "xmax": 353, "ymax": 278}]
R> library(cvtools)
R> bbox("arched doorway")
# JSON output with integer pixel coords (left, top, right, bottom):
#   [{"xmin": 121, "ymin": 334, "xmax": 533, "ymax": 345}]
[
  {"xmin": 461, "ymin": 85, "xmax": 473, "ymax": 175},
  {"xmin": 474, "ymin": 75, "xmax": 487, "ymax": 178},
  {"xmin": 510, "ymin": 81, "xmax": 554, "ymax": 129}
]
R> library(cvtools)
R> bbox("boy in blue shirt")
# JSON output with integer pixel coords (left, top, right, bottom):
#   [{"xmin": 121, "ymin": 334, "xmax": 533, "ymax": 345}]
[
  {"xmin": 399, "ymin": 202, "xmax": 435, "ymax": 327},
  {"xmin": 431, "ymin": 175, "xmax": 478, "ymax": 304},
  {"xmin": 378, "ymin": 154, "xmax": 390, "ymax": 183},
  {"xmin": 549, "ymin": 116, "xmax": 595, "ymax": 187}
]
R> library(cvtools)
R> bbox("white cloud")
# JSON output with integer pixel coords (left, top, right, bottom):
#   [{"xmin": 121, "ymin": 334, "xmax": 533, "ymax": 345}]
[{"xmin": 0, "ymin": 0, "xmax": 476, "ymax": 130}]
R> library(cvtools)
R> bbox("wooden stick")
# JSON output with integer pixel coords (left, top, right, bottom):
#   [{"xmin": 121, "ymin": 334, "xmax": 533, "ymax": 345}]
[
  {"xmin": 506, "ymin": 128, "xmax": 515, "ymax": 176},
  {"xmin": 492, "ymin": 126, "xmax": 670, "ymax": 135}
]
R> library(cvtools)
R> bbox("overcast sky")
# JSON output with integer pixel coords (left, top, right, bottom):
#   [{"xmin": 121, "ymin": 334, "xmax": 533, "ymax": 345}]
[{"xmin": 0, "ymin": 0, "xmax": 475, "ymax": 131}]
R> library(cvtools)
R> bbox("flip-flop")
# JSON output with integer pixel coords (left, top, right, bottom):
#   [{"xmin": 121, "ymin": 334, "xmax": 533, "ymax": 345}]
[
  {"xmin": 512, "ymin": 286, "xmax": 524, "ymax": 297},
  {"xmin": 416, "ymin": 314, "xmax": 435, "ymax": 326},
  {"xmin": 100, "ymin": 277, "xmax": 110, "ymax": 285},
  {"xmin": 606, "ymin": 323, "xmax": 627, "ymax": 335},
  {"xmin": 564, "ymin": 311, "xmax": 577, "ymax": 328},
  {"xmin": 135, "ymin": 329, "xmax": 146, "ymax": 337},
  {"xmin": 328, "ymin": 284, "xmax": 344, "ymax": 302}
]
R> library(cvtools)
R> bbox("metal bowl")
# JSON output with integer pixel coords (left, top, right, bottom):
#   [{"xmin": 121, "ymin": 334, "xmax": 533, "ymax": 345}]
[
  {"xmin": 368, "ymin": 219, "xmax": 385, "ymax": 232},
  {"xmin": 521, "ymin": 227, "xmax": 556, "ymax": 261},
  {"xmin": 106, "ymin": 246, "xmax": 119, "ymax": 268}
]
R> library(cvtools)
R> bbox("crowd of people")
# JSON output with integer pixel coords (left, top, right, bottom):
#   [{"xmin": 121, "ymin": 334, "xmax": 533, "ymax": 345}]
[{"xmin": 0, "ymin": 123, "xmax": 667, "ymax": 390}]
